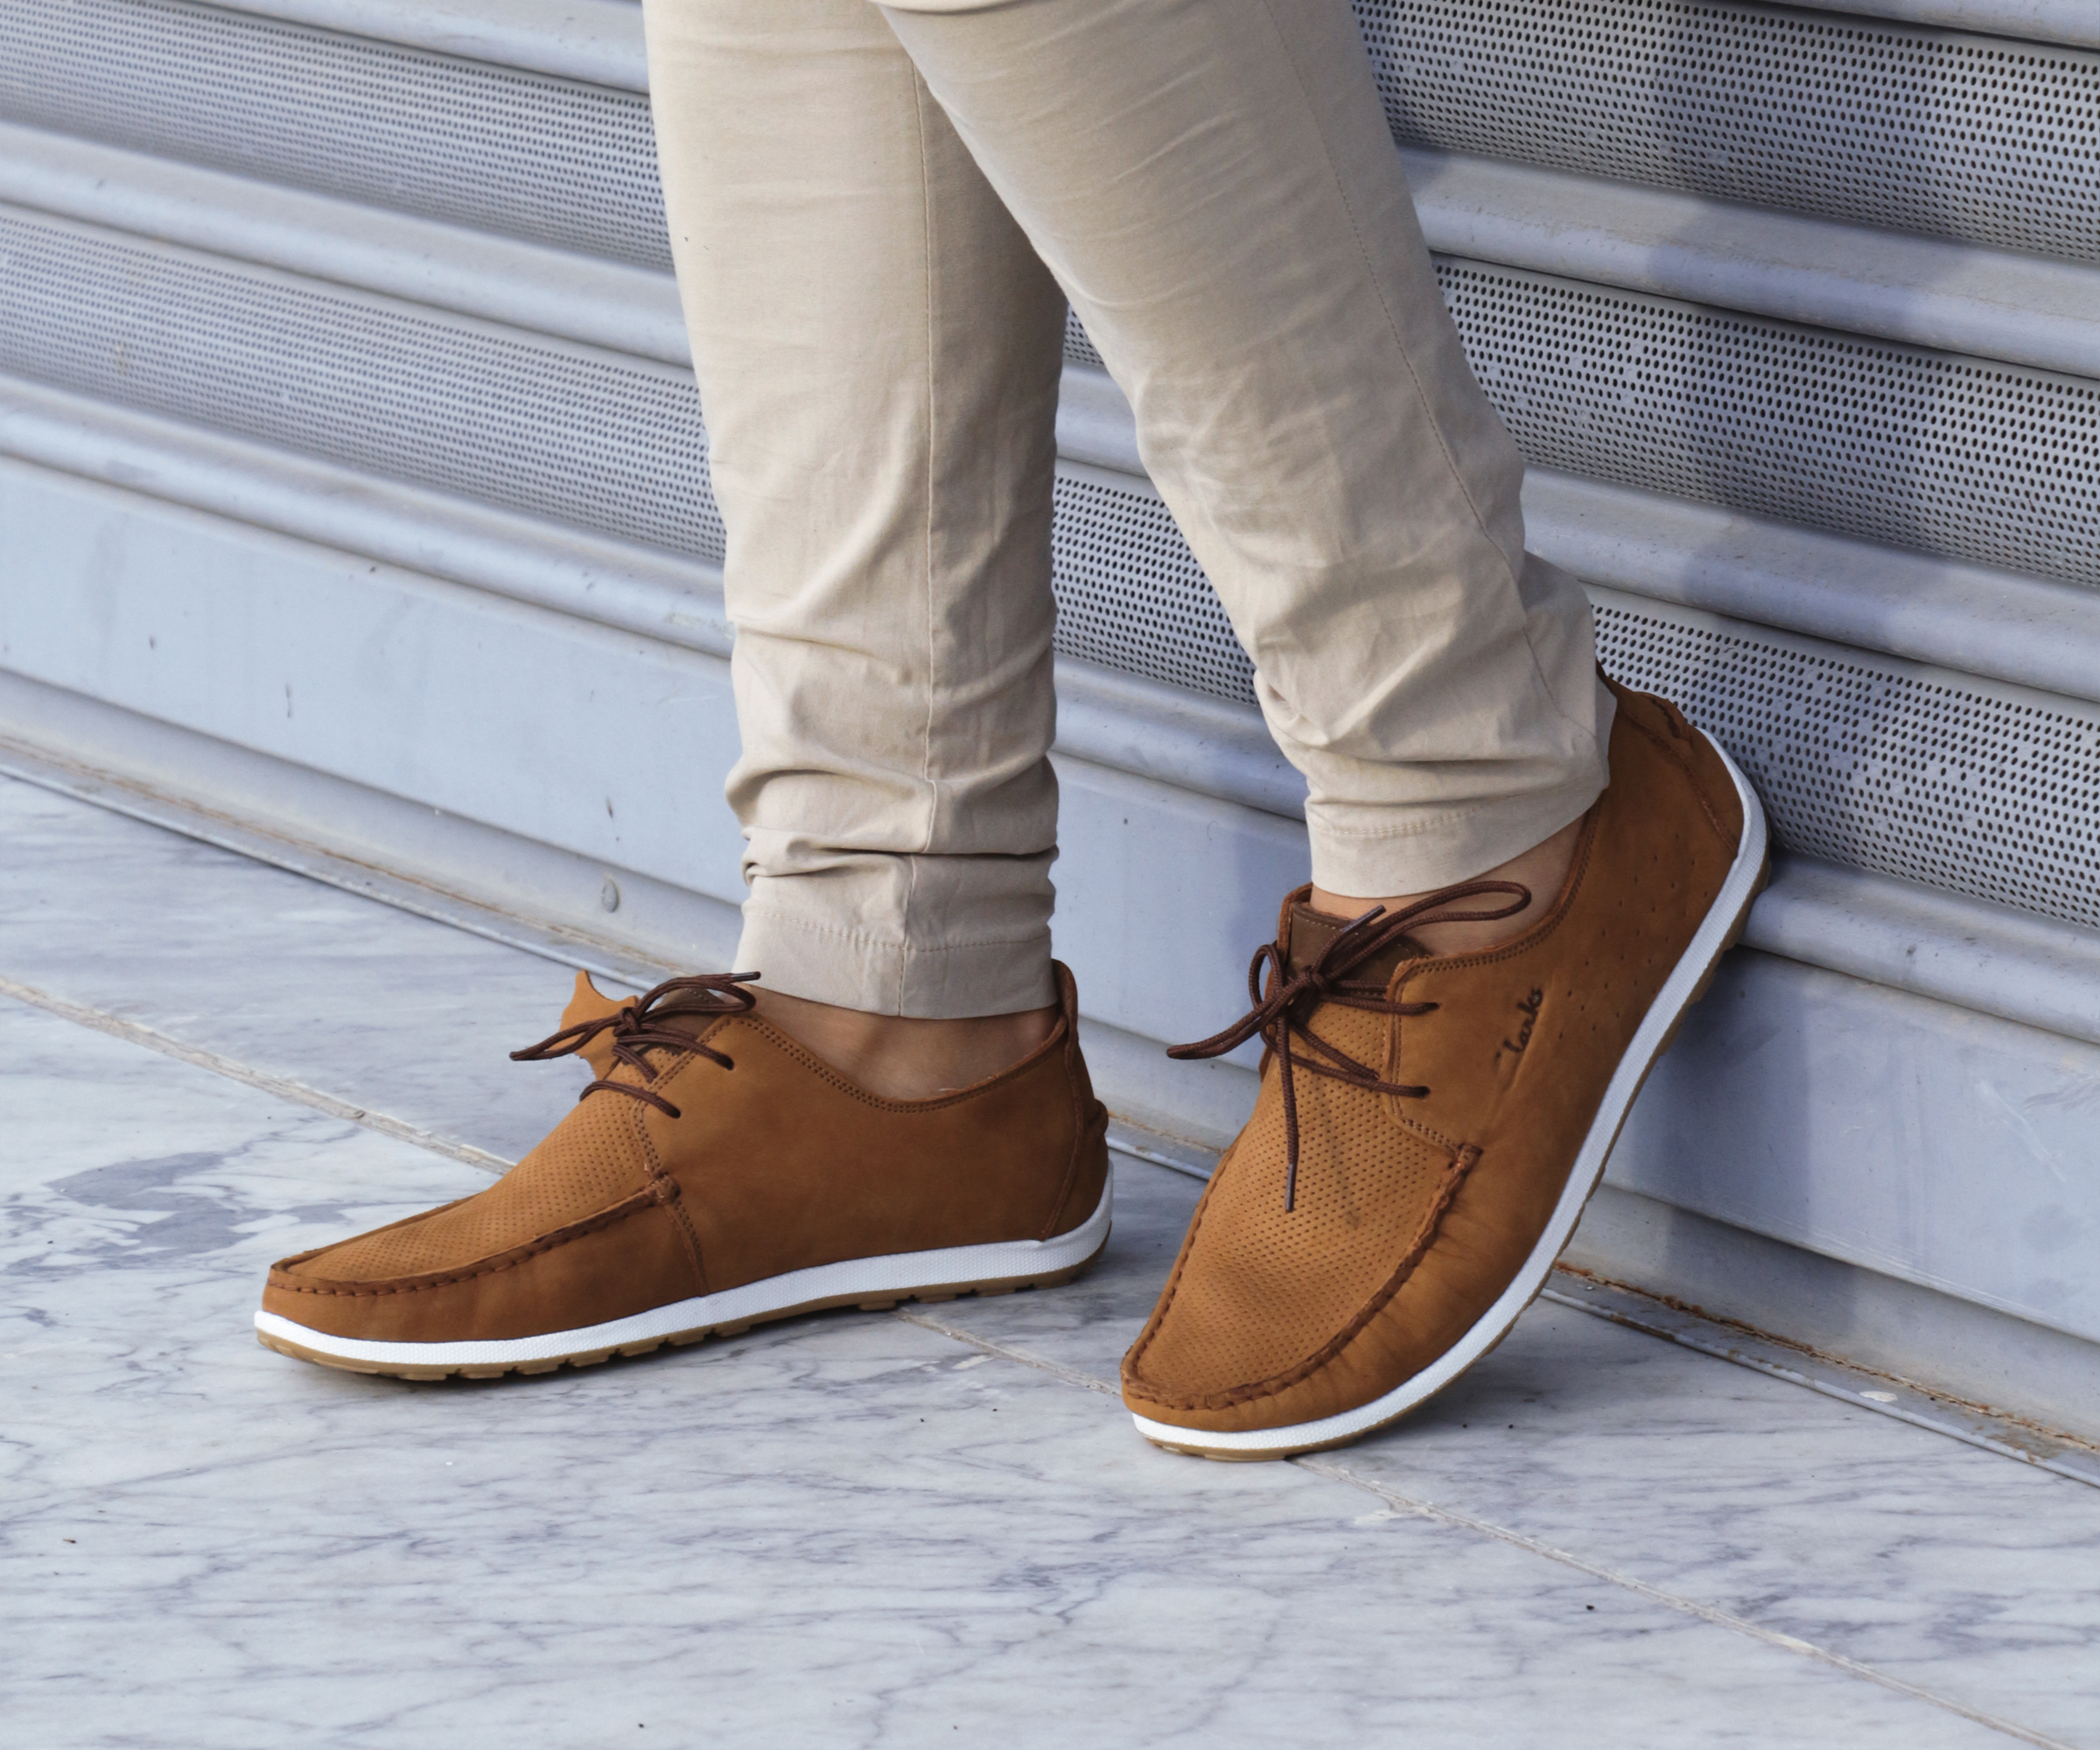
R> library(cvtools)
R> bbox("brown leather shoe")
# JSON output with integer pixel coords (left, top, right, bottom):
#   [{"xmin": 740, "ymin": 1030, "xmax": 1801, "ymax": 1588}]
[
  {"xmin": 255, "ymin": 964, "xmax": 1110, "ymax": 1379},
  {"xmin": 1121, "ymin": 682, "xmax": 1768, "ymax": 1458}
]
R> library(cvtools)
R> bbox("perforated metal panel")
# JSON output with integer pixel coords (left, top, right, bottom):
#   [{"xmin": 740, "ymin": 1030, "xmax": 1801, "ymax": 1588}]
[
  {"xmin": 1439, "ymin": 259, "xmax": 2100, "ymax": 589},
  {"xmin": 0, "ymin": 214, "xmax": 720, "ymax": 558},
  {"xmin": 14, "ymin": 203, "xmax": 2100, "ymax": 927},
  {"xmin": 1064, "ymin": 460, "xmax": 2100, "ymax": 940},
  {"xmin": 1051, "ymin": 473, "xmax": 1256, "ymax": 701},
  {"xmin": 1071, "ymin": 257, "xmax": 2100, "ymax": 592},
  {"xmin": 16, "ymin": 0, "xmax": 2100, "ymax": 286},
  {"xmin": 0, "ymin": 206, "xmax": 1239, "ymax": 704},
  {"xmin": 1061, "ymin": 317, "xmax": 1105, "ymax": 373},
  {"xmin": 1597, "ymin": 598, "xmax": 2100, "ymax": 928},
  {"xmin": 10, "ymin": 0, "xmax": 2100, "ymax": 942},
  {"xmin": 1357, "ymin": 0, "xmax": 2100, "ymax": 264},
  {"xmin": 0, "ymin": 0, "xmax": 669, "ymax": 268}
]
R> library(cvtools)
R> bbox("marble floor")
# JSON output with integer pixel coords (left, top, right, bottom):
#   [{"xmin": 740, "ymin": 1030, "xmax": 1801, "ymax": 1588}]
[{"xmin": 4, "ymin": 773, "xmax": 2098, "ymax": 1748}]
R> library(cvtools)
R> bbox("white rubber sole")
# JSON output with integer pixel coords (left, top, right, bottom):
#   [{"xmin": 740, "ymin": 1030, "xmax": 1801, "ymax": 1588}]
[
  {"xmin": 257, "ymin": 1179, "xmax": 1112, "ymax": 1379},
  {"xmin": 1132, "ymin": 742, "xmax": 1770, "ymax": 1460}
]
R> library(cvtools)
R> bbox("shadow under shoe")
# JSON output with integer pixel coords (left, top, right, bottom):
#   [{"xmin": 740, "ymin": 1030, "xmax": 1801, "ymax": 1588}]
[
  {"xmin": 256, "ymin": 963, "xmax": 1111, "ymax": 1379},
  {"xmin": 1121, "ymin": 681, "xmax": 1769, "ymax": 1460}
]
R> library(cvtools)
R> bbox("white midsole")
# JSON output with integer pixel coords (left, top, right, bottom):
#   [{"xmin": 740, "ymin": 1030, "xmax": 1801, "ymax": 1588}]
[
  {"xmin": 1133, "ymin": 742, "xmax": 1770, "ymax": 1456},
  {"xmin": 258, "ymin": 1178, "xmax": 1112, "ymax": 1368}
]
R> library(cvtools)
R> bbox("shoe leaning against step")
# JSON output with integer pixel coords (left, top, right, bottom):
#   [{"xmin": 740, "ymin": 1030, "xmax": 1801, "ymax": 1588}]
[
  {"xmin": 255, "ymin": 963, "xmax": 1112, "ymax": 1380},
  {"xmin": 1120, "ymin": 679, "xmax": 1769, "ymax": 1460}
]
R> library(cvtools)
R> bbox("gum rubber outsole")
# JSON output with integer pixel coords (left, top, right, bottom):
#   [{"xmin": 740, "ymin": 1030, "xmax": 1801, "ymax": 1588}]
[
  {"xmin": 257, "ymin": 1184, "xmax": 1112, "ymax": 1382},
  {"xmin": 1130, "ymin": 745, "xmax": 1771, "ymax": 1462}
]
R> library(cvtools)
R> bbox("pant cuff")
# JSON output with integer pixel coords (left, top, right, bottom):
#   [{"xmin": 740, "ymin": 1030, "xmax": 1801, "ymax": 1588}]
[
  {"xmin": 1306, "ymin": 771, "xmax": 1601, "ymax": 897},
  {"xmin": 734, "ymin": 904, "xmax": 1056, "ymax": 1018}
]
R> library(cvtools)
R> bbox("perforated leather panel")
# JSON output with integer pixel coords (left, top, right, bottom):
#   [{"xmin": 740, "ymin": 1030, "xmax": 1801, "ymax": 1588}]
[
  {"xmin": 1130, "ymin": 1009, "xmax": 1456, "ymax": 1397},
  {"xmin": 316, "ymin": 1091, "xmax": 653, "ymax": 1280}
]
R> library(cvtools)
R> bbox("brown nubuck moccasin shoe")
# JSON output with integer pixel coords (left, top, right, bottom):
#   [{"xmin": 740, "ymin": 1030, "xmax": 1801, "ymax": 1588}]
[
  {"xmin": 1121, "ymin": 681, "xmax": 1768, "ymax": 1459},
  {"xmin": 255, "ymin": 963, "xmax": 1110, "ymax": 1379}
]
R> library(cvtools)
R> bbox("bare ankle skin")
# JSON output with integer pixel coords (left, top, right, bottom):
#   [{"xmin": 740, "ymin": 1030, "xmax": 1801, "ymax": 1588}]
[
  {"xmin": 752, "ymin": 989, "xmax": 1061, "ymax": 1102},
  {"xmin": 1309, "ymin": 816, "xmax": 1584, "ymax": 957}
]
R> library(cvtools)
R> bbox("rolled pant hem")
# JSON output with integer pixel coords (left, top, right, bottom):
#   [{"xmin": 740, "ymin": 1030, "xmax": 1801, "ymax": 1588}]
[
  {"xmin": 734, "ymin": 904, "xmax": 1058, "ymax": 1019},
  {"xmin": 1306, "ymin": 773, "xmax": 1607, "ymax": 898}
]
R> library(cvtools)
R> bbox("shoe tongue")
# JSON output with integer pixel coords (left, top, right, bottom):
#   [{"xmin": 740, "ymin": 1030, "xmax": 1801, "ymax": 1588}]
[
  {"xmin": 643, "ymin": 994, "xmax": 733, "ymax": 1038},
  {"xmin": 1284, "ymin": 902, "xmax": 1426, "ymax": 989}
]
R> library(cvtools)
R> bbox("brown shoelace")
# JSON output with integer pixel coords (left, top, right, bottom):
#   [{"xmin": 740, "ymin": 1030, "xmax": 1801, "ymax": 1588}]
[
  {"xmin": 1169, "ymin": 883, "xmax": 1530, "ymax": 1212},
  {"xmin": 510, "ymin": 971, "xmax": 760, "ymax": 1120}
]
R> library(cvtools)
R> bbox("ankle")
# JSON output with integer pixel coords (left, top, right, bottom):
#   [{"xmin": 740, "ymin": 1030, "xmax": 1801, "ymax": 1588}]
[
  {"xmin": 752, "ymin": 989, "xmax": 1060, "ymax": 1101},
  {"xmin": 1310, "ymin": 817, "xmax": 1584, "ymax": 957}
]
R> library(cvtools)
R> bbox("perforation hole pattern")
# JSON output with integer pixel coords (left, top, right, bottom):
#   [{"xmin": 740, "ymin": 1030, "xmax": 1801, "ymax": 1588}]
[
  {"xmin": 11, "ymin": 0, "xmax": 2100, "ymax": 276},
  {"xmin": 1356, "ymin": 0, "xmax": 2100, "ymax": 263},
  {"xmin": 1050, "ymin": 476, "xmax": 1256, "ymax": 702},
  {"xmin": 10, "ymin": 175, "xmax": 2100, "ymax": 928},
  {"xmin": 1439, "ymin": 260, "xmax": 2100, "ymax": 588},
  {"xmin": 0, "ymin": 0, "xmax": 670, "ymax": 268},
  {"xmin": 1072, "ymin": 256, "xmax": 2100, "ymax": 592},
  {"xmin": 1054, "ymin": 467, "xmax": 2100, "ymax": 934},
  {"xmin": 1062, "ymin": 316, "xmax": 1105, "ymax": 372},
  {"xmin": 1597, "ymin": 602, "xmax": 2100, "ymax": 929},
  {"xmin": 0, "ymin": 206, "xmax": 1228, "ymax": 699},
  {"xmin": 0, "ymin": 215, "xmax": 722, "ymax": 559}
]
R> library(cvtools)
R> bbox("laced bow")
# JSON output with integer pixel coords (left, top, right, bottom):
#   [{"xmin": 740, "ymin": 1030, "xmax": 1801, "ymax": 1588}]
[
  {"xmin": 1168, "ymin": 883, "xmax": 1530, "ymax": 1211},
  {"xmin": 510, "ymin": 971, "xmax": 760, "ymax": 1119}
]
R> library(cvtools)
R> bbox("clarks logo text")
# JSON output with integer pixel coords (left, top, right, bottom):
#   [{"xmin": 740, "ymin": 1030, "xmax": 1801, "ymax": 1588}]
[{"xmin": 1502, "ymin": 988, "xmax": 1544, "ymax": 1059}]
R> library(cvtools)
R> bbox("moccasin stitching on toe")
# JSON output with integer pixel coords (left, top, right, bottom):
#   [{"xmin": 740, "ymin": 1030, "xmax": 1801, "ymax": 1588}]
[{"xmin": 1120, "ymin": 682, "xmax": 1768, "ymax": 1460}]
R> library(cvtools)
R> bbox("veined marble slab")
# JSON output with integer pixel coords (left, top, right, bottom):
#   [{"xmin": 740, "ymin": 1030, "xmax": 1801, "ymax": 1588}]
[
  {"xmin": 0, "ymin": 772, "xmax": 598, "ymax": 1166},
  {"xmin": 4, "ymin": 771, "xmax": 2097, "ymax": 1746},
  {"xmin": 924, "ymin": 1172, "xmax": 2100, "ymax": 1746},
  {"xmin": 0, "ymin": 998, "xmax": 2056, "ymax": 1747}
]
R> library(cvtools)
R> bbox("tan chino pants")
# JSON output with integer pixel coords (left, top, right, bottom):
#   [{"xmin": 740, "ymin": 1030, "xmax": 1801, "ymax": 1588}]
[{"xmin": 645, "ymin": 0, "xmax": 1614, "ymax": 1018}]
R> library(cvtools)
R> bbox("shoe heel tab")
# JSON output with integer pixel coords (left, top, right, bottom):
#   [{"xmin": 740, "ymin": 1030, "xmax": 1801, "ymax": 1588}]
[
  {"xmin": 1606, "ymin": 677, "xmax": 1747, "ymax": 851},
  {"xmin": 1050, "ymin": 958, "xmax": 1103, "ymax": 1102},
  {"xmin": 1051, "ymin": 959, "xmax": 1082, "ymax": 1030},
  {"xmin": 1274, "ymin": 882, "xmax": 1314, "ymax": 948},
  {"xmin": 1602, "ymin": 673, "xmax": 1690, "ymax": 738}
]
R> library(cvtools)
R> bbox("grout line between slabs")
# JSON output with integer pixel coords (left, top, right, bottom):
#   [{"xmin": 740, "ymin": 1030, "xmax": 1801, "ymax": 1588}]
[
  {"xmin": 6, "ymin": 970, "xmax": 2082, "ymax": 1744},
  {"xmin": 895, "ymin": 1308, "xmax": 1120, "ymax": 1400},
  {"xmin": 15, "ymin": 963, "xmax": 2098, "ymax": 1488},
  {"xmin": 1116, "ymin": 1121, "xmax": 2100, "ymax": 1489},
  {"xmin": 899, "ymin": 1310, "xmax": 2076, "ymax": 1750},
  {"xmin": 1305, "ymin": 1452, "xmax": 2080, "ymax": 1750},
  {"xmin": 16, "ymin": 963, "xmax": 2097, "ymax": 1485},
  {"xmin": 0, "ymin": 974, "xmax": 514, "ymax": 1177},
  {"xmin": 1541, "ymin": 1284, "xmax": 2100, "ymax": 1488}
]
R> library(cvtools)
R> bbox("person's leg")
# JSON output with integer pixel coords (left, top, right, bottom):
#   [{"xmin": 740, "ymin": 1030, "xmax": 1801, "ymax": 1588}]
[
  {"xmin": 880, "ymin": 0, "xmax": 1765, "ymax": 1460},
  {"xmin": 251, "ymin": 0, "xmax": 1116, "ymax": 1379},
  {"xmin": 883, "ymin": 0, "xmax": 1613, "ymax": 916},
  {"xmin": 652, "ymin": 0, "xmax": 1070, "ymax": 1053}
]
